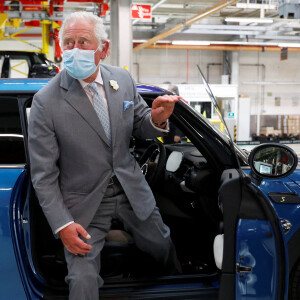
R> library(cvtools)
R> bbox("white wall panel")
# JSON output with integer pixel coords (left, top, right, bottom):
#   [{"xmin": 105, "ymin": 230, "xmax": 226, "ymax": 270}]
[{"xmin": 133, "ymin": 48, "xmax": 300, "ymax": 117}]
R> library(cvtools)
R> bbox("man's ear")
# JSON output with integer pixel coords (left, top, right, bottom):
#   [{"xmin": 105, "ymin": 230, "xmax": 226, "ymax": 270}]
[{"xmin": 99, "ymin": 40, "xmax": 110, "ymax": 59}]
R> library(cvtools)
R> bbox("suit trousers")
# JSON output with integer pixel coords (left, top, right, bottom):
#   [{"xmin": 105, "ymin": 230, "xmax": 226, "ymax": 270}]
[{"xmin": 64, "ymin": 178, "xmax": 181, "ymax": 300}]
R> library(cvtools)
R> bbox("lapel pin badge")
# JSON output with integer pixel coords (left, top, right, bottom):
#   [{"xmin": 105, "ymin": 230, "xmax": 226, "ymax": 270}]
[{"xmin": 109, "ymin": 80, "xmax": 119, "ymax": 91}]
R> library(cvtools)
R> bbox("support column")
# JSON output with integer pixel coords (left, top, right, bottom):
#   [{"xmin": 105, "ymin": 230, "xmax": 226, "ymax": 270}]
[
  {"xmin": 0, "ymin": 13, "xmax": 8, "ymax": 38},
  {"xmin": 221, "ymin": 51, "xmax": 229, "ymax": 84},
  {"xmin": 110, "ymin": 0, "xmax": 132, "ymax": 71},
  {"xmin": 231, "ymin": 51, "xmax": 239, "ymax": 85},
  {"xmin": 232, "ymin": 51, "xmax": 251, "ymax": 141},
  {"xmin": 231, "ymin": 51, "xmax": 239, "ymax": 135},
  {"xmin": 41, "ymin": 20, "xmax": 51, "ymax": 58}
]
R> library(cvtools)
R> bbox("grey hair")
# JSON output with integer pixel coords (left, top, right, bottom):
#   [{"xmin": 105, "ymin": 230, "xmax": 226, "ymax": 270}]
[{"xmin": 59, "ymin": 11, "xmax": 108, "ymax": 50}]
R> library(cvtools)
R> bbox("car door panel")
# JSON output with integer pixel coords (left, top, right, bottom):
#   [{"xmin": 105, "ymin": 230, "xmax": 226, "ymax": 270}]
[
  {"xmin": 218, "ymin": 169, "xmax": 242, "ymax": 300},
  {"xmin": 236, "ymin": 219, "xmax": 278, "ymax": 299},
  {"xmin": 251, "ymin": 174, "xmax": 300, "ymax": 277},
  {"xmin": 218, "ymin": 168, "xmax": 286, "ymax": 300},
  {"xmin": 0, "ymin": 168, "xmax": 27, "ymax": 299},
  {"xmin": 238, "ymin": 179, "xmax": 287, "ymax": 300}
]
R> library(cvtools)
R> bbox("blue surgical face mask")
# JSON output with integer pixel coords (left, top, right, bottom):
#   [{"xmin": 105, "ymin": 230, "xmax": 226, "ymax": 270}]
[{"xmin": 63, "ymin": 47, "xmax": 100, "ymax": 79}]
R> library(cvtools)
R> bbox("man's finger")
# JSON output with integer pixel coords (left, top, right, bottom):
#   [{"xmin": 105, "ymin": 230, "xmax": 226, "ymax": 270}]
[
  {"xmin": 68, "ymin": 240, "xmax": 92, "ymax": 255},
  {"xmin": 76, "ymin": 238, "xmax": 92, "ymax": 250},
  {"xmin": 76, "ymin": 224, "xmax": 91, "ymax": 240},
  {"xmin": 152, "ymin": 96, "xmax": 179, "ymax": 109}
]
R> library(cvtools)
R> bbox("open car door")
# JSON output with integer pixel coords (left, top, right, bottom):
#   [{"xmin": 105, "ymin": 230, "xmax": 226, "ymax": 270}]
[{"xmin": 197, "ymin": 67, "xmax": 287, "ymax": 300}]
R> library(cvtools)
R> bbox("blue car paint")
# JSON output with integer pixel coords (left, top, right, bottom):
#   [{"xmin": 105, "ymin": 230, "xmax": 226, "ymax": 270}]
[
  {"xmin": 260, "ymin": 174, "xmax": 300, "ymax": 297},
  {"xmin": 0, "ymin": 78, "xmax": 49, "ymax": 92},
  {"xmin": 0, "ymin": 168, "xmax": 27, "ymax": 299},
  {"xmin": 243, "ymin": 169, "xmax": 300, "ymax": 238},
  {"xmin": 242, "ymin": 170, "xmax": 300, "ymax": 243},
  {"xmin": 288, "ymin": 171, "xmax": 300, "ymax": 185},
  {"xmin": 243, "ymin": 167, "xmax": 300, "ymax": 299},
  {"xmin": 236, "ymin": 219, "xmax": 278, "ymax": 300},
  {"xmin": 0, "ymin": 78, "xmax": 169, "ymax": 94},
  {"xmin": 10, "ymin": 170, "xmax": 44, "ymax": 300}
]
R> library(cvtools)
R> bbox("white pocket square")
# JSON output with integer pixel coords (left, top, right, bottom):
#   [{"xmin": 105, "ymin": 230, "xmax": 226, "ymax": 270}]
[{"xmin": 123, "ymin": 100, "xmax": 134, "ymax": 111}]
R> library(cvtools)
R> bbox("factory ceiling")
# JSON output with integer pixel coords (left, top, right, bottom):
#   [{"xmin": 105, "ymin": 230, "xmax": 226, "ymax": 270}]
[{"xmin": 2, "ymin": 0, "xmax": 300, "ymax": 51}]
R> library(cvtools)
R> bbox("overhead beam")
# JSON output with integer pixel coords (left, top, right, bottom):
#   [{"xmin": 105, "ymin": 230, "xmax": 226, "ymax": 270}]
[
  {"xmin": 141, "ymin": 44, "xmax": 300, "ymax": 52},
  {"xmin": 133, "ymin": 0, "xmax": 240, "ymax": 53}
]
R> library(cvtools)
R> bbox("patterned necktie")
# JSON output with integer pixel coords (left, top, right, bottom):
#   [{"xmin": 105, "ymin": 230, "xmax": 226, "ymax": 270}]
[{"xmin": 88, "ymin": 82, "xmax": 111, "ymax": 143}]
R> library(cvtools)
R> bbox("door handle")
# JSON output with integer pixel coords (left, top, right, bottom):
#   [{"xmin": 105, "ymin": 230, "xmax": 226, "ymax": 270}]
[{"xmin": 236, "ymin": 263, "xmax": 252, "ymax": 273}]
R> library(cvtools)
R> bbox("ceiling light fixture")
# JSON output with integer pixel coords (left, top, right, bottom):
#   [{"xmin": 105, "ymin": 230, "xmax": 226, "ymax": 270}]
[
  {"xmin": 211, "ymin": 41, "xmax": 278, "ymax": 47},
  {"xmin": 225, "ymin": 17, "xmax": 273, "ymax": 24},
  {"xmin": 278, "ymin": 43, "xmax": 300, "ymax": 48},
  {"xmin": 172, "ymin": 40, "xmax": 211, "ymax": 46},
  {"xmin": 132, "ymin": 39, "xmax": 147, "ymax": 43},
  {"xmin": 133, "ymin": 39, "xmax": 172, "ymax": 44}
]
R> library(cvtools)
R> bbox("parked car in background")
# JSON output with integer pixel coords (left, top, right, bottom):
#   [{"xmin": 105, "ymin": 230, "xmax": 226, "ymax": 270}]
[
  {"xmin": 0, "ymin": 72, "xmax": 299, "ymax": 300},
  {"xmin": 0, "ymin": 51, "xmax": 59, "ymax": 78}
]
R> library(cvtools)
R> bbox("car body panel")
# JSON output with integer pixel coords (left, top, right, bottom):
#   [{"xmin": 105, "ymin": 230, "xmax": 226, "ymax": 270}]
[
  {"xmin": 246, "ymin": 175, "xmax": 300, "ymax": 242},
  {"xmin": 0, "ymin": 168, "xmax": 27, "ymax": 299},
  {"xmin": 288, "ymin": 172, "xmax": 300, "ymax": 186},
  {"xmin": 242, "ymin": 169, "xmax": 300, "ymax": 298},
  {"xmin": 0, "ymin": 78, "xmax": 49, "ymax": 92},
  {"xmin": 10, "ymin": 169, "xmax": 45, "ymax": 300},
  {"xmin": 0, "ymin": 78, "xmax": 168, "ymax": 94},
  {"xmin": 236, "ymin": 219, "xmax": 278, "ymax": 299}
]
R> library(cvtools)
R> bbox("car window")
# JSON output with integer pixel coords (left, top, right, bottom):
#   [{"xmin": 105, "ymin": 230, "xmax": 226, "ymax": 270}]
[
  {"xmin": 9, "ymin": 56, "xmax": 30, "ymax": 78},
  {"xmin": 176, "ymin": 101, "xmax": 248, "ymax": 166},
  {"xmin": 33, "ymin": 54, "xmax": 46, "ymax": 65},
  {"xmin": 0, "ymin": 96, "xmax": 25, "ymax": 164},
  {"xmin": 160, "ymin": 121, "xmax": 191, "ymax": 145},
  {"xmin": 187, "ymin": 100, "xmax": 232, "ymax": 144},
  {"xmin": 0, "ymin": 56, "xmax": 3, "ymax": 75},
  {"xmin": 0, "ymin": 96, "xmax": 22, "ymax": 134},
  {"xmin": 0, "ymin": 52, "xmax": 58, "ymax": 78}
]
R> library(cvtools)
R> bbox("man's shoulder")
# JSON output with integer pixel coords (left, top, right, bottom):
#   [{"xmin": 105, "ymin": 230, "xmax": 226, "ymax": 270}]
[
  {"xmin": 101, "ymin": 64, "xmax": 129, "ymax": 76},
  {"xmin": 38, "ymin": 71, "xmax": 62, "ymax": 93},
  {"xmin": 33, "ymin": 71, "xmax": 64, "ymax": 104}
]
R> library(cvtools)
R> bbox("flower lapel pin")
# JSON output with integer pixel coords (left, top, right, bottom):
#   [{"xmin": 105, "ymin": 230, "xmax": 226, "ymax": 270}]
[{"xmin": 109, "ymin": 80, "xmax": 119, "ymax": 91}]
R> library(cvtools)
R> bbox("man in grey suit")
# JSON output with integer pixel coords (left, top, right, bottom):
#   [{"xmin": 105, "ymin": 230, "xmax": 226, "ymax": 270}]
[{"xmin": 28, "ymin": 11, "xmax": 181, "ymax": 300}]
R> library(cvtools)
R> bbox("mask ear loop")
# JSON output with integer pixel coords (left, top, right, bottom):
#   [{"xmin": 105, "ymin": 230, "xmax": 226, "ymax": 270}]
[{"xmin": 94, "ymin": 43, "xmax": 104, "ymax": 67}]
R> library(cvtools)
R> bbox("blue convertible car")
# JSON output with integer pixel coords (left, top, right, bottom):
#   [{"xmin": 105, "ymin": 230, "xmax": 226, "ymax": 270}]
[{"xmin": 0, "ymin": 72, "xmax": 299, "ymax": 300}]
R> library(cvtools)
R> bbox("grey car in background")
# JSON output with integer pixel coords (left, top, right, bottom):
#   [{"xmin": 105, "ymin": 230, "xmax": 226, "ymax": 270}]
[{"xmin": 0, "ymin": 51, "xmax": 59, "ymax": 78}]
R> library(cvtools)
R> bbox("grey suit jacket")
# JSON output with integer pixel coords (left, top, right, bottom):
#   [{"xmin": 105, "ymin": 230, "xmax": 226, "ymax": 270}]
[{"xmin": 28, "ymin": 65, "xmax": 162, "ymax": 234}]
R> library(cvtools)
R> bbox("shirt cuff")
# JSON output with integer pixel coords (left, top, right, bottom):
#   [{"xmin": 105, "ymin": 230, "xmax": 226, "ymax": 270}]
[
  {"xmin": 150, "ymin": 116, "xmax": 169, "ymax": 132},
  {"xmin": 54, "ymin": 221, "xmax": 74, "ymax": 234}
]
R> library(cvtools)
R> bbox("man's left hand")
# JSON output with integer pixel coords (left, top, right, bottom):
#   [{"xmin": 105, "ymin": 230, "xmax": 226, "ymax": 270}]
[{"xmin": 151, "ymin": 95, "xmax": 180, "ymax": 127}]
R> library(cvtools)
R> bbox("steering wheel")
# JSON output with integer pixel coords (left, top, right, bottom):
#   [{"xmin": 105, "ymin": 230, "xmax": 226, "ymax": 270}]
[{"xmin": 139, "ymin": 142, "xmax": 166, "ymax": 187}]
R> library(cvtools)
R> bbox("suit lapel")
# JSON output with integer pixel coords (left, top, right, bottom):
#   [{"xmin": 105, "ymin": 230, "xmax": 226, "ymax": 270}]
[
  {"xmin": 61, "ymin": 70, "xmax": 110, "ymax": 147},
  {"xmin": 101, "ymin": 66, "xmax": 122, "ymax": 147}
]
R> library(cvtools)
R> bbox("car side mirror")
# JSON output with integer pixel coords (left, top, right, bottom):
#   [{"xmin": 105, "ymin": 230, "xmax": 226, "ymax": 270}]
[{"xmin": 248, "ymin": 143, "xmax": 298, "ymax": 185}]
